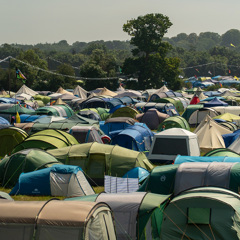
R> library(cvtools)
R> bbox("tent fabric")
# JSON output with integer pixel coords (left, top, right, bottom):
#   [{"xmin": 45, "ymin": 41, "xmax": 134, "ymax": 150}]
[
  {"xmin": 110, "ymin": 106, "xmax": 139, "ymax": 119},
  {"xmin": 0, "ymin": 200, "xmax": 116, "ymax": 240},
  {"xmin": 47, "ymin": 142, "xmax": 153, "ymax": 185},
  {"xmin": 0, "ymin": 148, "xmax": 61, "ymax": 187},
  {"xmin": 15, "ymin": 84, "xmax": 38, "ymax": 96},
  {"xmin": 0, "ymin": 126, "xmax": 28, "ymax": 158},
  {"xmin": 194, "ymin": 115, "xmax": 232, "ymax": 152},
  {"xmin": 12, "ymin": 129, "xmax": 78, "ymax": 153},
  {"xmin": 160, "ymin": 187, "xmax": 240, "ymax": 240},
  {"xmin": 73, "ymin": 85, "xmax": 88, "ymax": 99},
  {"xmin": 157, "ymin": 116, "xmax": 190, "ymax": 131},
  {"xmin": 136, "ymin": 108, "xmax": 169, "ymax": 130},
  {"xmin": 190, "ymin": 95, "xmax": 200, "ymax": 104},
  {"xmin": 222, "ymin": 129, "xmax": 240, "ymax": 148},
  {"xmin": 203, "ymin": 97, "xmax": 228, "ymax": 107},
  {"xmin": 56, "ymin": 87, "xmax": 73, "ymax": 95},
  {"xmin": 10, "ymin": 165, "xmax": 94, "ymax": 197},
  {"xmin": 95, "ymin": 87, "xmax": 117, "ymax": 97},
  {"xmin": 111, "ymin": 125, "xmax": 154, "ymax": 152},
  {"xmin": 204, "ymin": 148, "xmax": 240, "ymax": 157}
]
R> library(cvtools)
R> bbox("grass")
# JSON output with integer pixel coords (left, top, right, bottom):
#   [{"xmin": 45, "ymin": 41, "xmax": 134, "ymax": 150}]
[{"xmin": 0, "ymin": 186, "xmax": 104, "ymax": 201}]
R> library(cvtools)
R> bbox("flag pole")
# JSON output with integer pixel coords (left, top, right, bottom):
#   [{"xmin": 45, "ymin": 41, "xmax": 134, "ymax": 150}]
[{"xmin": 8, "ymin": 58, "xmax": 11, "ymax": 95}]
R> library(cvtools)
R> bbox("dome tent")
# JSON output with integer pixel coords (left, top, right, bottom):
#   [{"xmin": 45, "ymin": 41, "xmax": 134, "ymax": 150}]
[
  {"xmin": 10, "ymin": 165, "xmax": 94, "ymax": 197},
  {"xmin": 158, "ymin": 116, "xmax": 190, "ymax": 131},
  {"xmin": 0, "ymin": 148, "xmax": 61, "ymax": 188},
  {"xmin": 12, "ymin": 129, "xmax": 78, "ymax": 153}
]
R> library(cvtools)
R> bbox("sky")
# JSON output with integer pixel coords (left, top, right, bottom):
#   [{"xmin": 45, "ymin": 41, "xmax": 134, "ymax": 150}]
[{"xmin": 1, "ymin": 0, "xmax": 240, "ymax": 45}]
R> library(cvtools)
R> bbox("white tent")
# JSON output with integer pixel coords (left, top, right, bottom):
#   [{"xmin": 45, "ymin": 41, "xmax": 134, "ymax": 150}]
[
  {"xmin": 73, "ymin": 85, "xmax": 88, "ymax": 99},
  {"xmin": 148, "ymin": 128, "xmax": 200, "ymax": 164},
  {"xmin": 194, "ymin": 115, "xmax": 232, "ymax": 152},
  {"xmin": 15, "ymin": 84, "xmax": 38, "ymax": 96}
]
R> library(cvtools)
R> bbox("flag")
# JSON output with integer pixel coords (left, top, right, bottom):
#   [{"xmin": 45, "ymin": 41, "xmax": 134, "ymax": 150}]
[
  {"xmin": 230, "ymin": 43, "xmax": 236, "ymax": 47},
  {"xmin": 208, "ymin": 71, "xmax": 212, "ymax": 75},
  {"xmin": 229, "ymin": 69, "xmax": 231, "ymax": 74},
  {"xmin": 219, "ymin": 82, "xmax": 223, "ymax": 88},
  {"xmin": 195, "ymin": 69, "xmax": 199, "ymax": 73},
  {"xmin": 16, "ymin": 68, "xmax": 27, "ymax": 83},
  {"xmin": 16, "ymin": 112, "xmax": 21, "ymax": 123}
]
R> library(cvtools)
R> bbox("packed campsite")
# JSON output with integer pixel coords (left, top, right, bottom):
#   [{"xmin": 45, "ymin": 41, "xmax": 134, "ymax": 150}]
[{"xmin": 3, "ymin": 80, "xmax": 240, "ymax": 239}]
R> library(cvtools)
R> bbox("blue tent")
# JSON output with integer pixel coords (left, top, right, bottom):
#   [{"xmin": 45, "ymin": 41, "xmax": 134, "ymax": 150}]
[
  {"xmin": 174, "ymin": 155, "xmax": 240, "ymax": 164},
  {"xmin": 203, "ymin": 97, "xmax": 228, "ymax": 108},
  {"xmin": 0, "ymin": 116, "xmax": 10, "ymax": 125},
  {"xmin": 109, "ymin": 104, "xmax": 125, "ymax": 114},
  {"xmin": 222, "ymin": 129, "xmax": 240, "ymax": 148},
  {"xmin": 20, "ymin": 114, "xmax": 48, "ymax": 123},
  {"xmin": 10, "ymin": 165, "xmax": 94, "ymax": 197},
  {"xmin": 123, "ymin": 167, "xmax": 149, "ymax": 183},
  {"xmin": 111, "ymin": 125, "xmax": 154, "ymax": 152},
  {"xmin": 204, "ymin": 91, "xmax": 222, "ymax": 97}
]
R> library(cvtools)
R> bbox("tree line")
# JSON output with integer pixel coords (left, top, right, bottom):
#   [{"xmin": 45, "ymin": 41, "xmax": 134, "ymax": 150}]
[{"xmin": 1, "ymin": 14, "xmax": 240, "ymax": 92}]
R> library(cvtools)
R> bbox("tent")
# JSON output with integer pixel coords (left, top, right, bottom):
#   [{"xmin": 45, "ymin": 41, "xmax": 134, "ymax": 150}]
[
  {"xmin": 194, "ymin": 115, "xmax": 232, "ymax": 152},
  {"xmin": 122, "ymin": 167, "xmax": 149, "ymax": 183},
  {"xmin": 148, "ymin": 128, "xmax": 200, "ymax": 164},
  {"xmin": 160, "ymin": 187, "xmax": 240, "ymax": 239},
  {"xmin": 69, "ymin": 126, "xmax": 103, "ymax": 144},
  {"xmin": 181, "ymin": 104, "xmax": 204, "ymax": 122},
  {"xmin": 157, "ymin": 116, "xmax": 190, "ymax": 131},
  {"xmin": 66, "ymin": 192, "xmax": 170, "ymax": 240},
  {"xmin": 213, "ymin": 112, "xmax": 240, "ymax": 126},
  {"xmin": 47, "ymin": 142, "xmax": 153, "ymax": 185},
  {"xmin": 222, "ymin": 129, "xmax": 240, "ymax": 147},
  {"xmin": 212, "ymin": 106, "xmax": 240, "ymax": 115},
  {"xmin": 229, "ymin": 135, "xmax": 240, "ymax": 154},
  {"xmin": 78, "ymin": 110, "xmax": 101, "ymax": 121},
  {"xmin": 110, "ymin": 106, "xmax": 139, "ymax": 118},
  {"xmin": 100, "ymin": 117, "xmax": 137, "ymax": 135},
  {"xmin": 135, "ymin": 108, "xmax": 169, "ymax": 130},
  {"xmin": 111, "ymin": 125, "xmax": 154, "ymax": 152},
  {"xmin": 12, "ymin": 129, "xmax": 78, "ymax": 153},
  {"xmin": 73, "ymin": 85, "xmax": 88, "ymax": 99},
  {"xmin": 15, "ymin": 84, "xmax": 38, "ymax": 96},
  {"xmin": 0, "ymin": 126, "xmax": 28, "ymax": 159},
  {"xmin": 0, "ymin": 200, "xmax": 116, "ymax": 240},
  {"xmin": 203, "ymin": 97, "xmax": 228, "ymax": 107},
  {"xmin": 56, "ymin": 86, "xmax": 73, "ymax": 95},
  {"xmin": 35, "ymin": 105, "xmax": 74, "ymax": 117},
  {"xmin": 0, "ymin": 148, "xmax": 61, "ymax": 187},
  {"xmin": 10, "ymin": 165, "xmax": 94, "ymax": 197},
  {"xmin": 189, "ymin": 95, "xmax": 200, "ymax": 104},
  {"xmin": 95, "ymin": 87, "xmax": 117, "ymax": 97},
  {"xmin": 188, "ymin": 107, "xmax": 219, "ymax": 126},
  {"xmin": 204, "ymin": 148, "xmax": 240, "ymax": 157}
]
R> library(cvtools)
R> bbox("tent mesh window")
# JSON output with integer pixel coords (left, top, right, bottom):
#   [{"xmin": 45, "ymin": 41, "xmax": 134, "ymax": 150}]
[{"xmin": 187, "ymin": 208, "xmax": 211, "ymax": 225}]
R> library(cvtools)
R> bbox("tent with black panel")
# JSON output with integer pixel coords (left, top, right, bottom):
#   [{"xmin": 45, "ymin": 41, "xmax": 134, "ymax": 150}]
[
  {"xmin": 160, "ymin": 187, "xmax": 240, "ymax": 239},
  {"xmin": 10, "ymin": 165, "xmax": 95, "ymax": 197},
  {"xmin": 148, "ymin": 128, "xmax": 200, "ymax": 164},
  {"xmin": 157, "ymin": 116, "xmax": 190, "ymax": 131},
  {"xmin": 0, "ymin": 199, "xmax": 116, "ymax": 240},
  {"xmin": 66, "ymin": 192, "xmax": 170, "ymax": 240}
]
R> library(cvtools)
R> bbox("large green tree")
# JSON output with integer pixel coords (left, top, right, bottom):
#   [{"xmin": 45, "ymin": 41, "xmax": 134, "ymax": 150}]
[{"xmin": 122, "ymin": 13, "xmax": 181, "ymax": 89}]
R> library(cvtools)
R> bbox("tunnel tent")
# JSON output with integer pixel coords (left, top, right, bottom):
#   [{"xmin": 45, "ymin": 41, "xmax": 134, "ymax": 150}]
[
  {"xmin": 66, "ymin": 192, "xmax": 170, "ymax": 240},
  {"xmin": 0, "ymin": 126, "xmax": 28, "ymax": 159},
  {"xmin": 0, "ymin": 200, "xmax": 116, "ymax": 240},
  {"xmin": 0, "ymin": 148, "xmax": 61, "ymax": 188},
  {"xmin": 218, "ymin": 121, "xmax": 238, "ymax": 131},
  {"xmin": 12, "ymin": 129, "xmax": 78, "ymax": 153},
  {"xmin": 160, "ymin": 187, "xmax": 240, "ymax": 240},
  {"xmin": 10, "ymin": 165, "xmax": 95, "ymax": 197},
  {"xmin": 181, "ymin": 104, "xmax": 204, "ymax": 121},
  {"xmin": 110, "ymin": 106, "xmax": 139, "ymax": 118},
  {"xmin": 47, "ymin": 142, "xmax": 153, "ymax": 185},
  {"xmin": 158, "ymin": 116, "xmax": 190, "ymax": 131}
]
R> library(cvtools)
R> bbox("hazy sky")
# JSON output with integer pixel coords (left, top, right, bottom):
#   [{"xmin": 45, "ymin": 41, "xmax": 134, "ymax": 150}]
[{"xmin": 1, "ymin": 0, "xmax": 240, "ymax": 45}]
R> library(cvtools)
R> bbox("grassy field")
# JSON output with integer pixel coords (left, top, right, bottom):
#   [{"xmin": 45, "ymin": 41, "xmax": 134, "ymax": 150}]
[{"xmin": 0, "ymin": 186, "xmax": 104, "ymax": 201}]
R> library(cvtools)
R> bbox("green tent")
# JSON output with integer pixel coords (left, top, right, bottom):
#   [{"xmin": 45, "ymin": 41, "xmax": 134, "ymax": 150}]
[
  {"xmin": 0, "ymin": 104, "xmax": 35, "ymax": 115},
  {"xmin": 0, "ymin": 126, "xmax": 28, "ymax": 159},
  {"xmin": 47, "ymin": 142, "xmax": 153, "ymax": 185},
  {"xmin": 110, "ymin": 106, "xmax": 139, "ymax": 119},
  {"xmin": 157, "ymin": 116, "xmax": 190, "ymax": 131},
  {"xmin": 155, "ymin": 97, "xmax": 184, "ymax": 113},
  {"xmin": 35, "ymin": 105, "xmax": 74, "ymax": 117},
  {"xmin": 12, "ymin": 129, "xmax": 78, "ymax": 153},
  {"xmin": 66, "ymin": 192, "xmax": 170, "ymax": 240},
  {"xmin": 139, "ymin": 162, "xmax": 240, "ymax": 196},
  {"xmin": 218, "ymin": 121, "xmax": 238, "ymax": 131},
  {"xmin": 181, "ymin": 104, "xmax": 204, "ymax": 121},
  {"xmin": 204, "ymin": 148, "xmax": 240, "ymax": 157},
  {"xmin": 0, "ymin": 148, "xmax": 60, "ymax": 187},
  {"xmin": 34, "ymin": 94, "xmax": 51, "ymax": 105},
  {"xmin": 160, "ymin": 187, "xmax": 240, "ymax": 239}
]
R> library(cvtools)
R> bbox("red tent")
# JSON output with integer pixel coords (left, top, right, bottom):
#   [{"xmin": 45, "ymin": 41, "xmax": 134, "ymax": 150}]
[{"xmin": 190, "ymin": 96, "xmax": 200, "ymax": 104}]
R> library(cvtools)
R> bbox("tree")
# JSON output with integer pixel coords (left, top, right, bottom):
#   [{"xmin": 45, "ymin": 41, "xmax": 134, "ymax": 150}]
[{"xmin": 122, "ymin": 13, "xmax": 180, "ymax": 89}]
